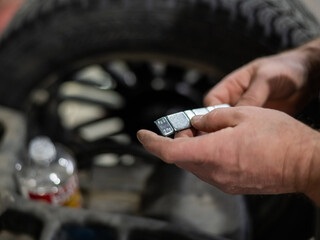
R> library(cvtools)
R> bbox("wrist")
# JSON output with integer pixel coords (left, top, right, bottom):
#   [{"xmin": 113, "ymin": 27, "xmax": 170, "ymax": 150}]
[{"xmin": 303, "ymin": 130, "xmax": 320, "ymax": 206}]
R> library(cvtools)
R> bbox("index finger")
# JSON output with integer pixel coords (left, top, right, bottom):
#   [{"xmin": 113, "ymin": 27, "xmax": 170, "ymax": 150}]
[
  {"xmin": 137, "ymin": 129, "xmax": 203, "ymax": 163},
  {"xmin": 204, "ymin": 65, "xmax": 254, "ymax": 106}
]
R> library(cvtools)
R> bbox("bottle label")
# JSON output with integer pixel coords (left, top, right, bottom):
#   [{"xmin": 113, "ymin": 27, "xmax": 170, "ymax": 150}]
[{"xmin": 28, "ymin": 175, "xmax": 81, "ymax": 208}]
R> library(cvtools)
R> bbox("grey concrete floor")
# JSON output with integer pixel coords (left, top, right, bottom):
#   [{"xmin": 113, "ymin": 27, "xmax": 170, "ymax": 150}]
[{"xmin": 302, "ymin": 0, "xmax": 320, "ymax": 21}]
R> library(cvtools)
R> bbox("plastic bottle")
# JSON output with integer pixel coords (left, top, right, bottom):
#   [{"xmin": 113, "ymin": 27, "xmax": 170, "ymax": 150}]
[{"xmin": 16, "ymin": 136, "xmax": 81, "ymax": 207}]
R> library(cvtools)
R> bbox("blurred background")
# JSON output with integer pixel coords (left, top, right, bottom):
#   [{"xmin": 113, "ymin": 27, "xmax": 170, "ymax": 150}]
[
  {"xmin": 0, "ymin": 0, "xmax": 319, "ymax": 35},
  {"xmin": 0, "ymin": 1, "xmax": 319, "ymax": 240},
  {"xmin": 304, "ymin": 0, "xmax": 320, "ymax": 21}
]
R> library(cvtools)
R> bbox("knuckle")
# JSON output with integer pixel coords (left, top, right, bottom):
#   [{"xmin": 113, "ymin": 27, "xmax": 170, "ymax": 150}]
[
  {"xmin": 233, "ymin": 107, "xmax": 246, "ymax": 120},
  {"xmin": 221, "ymin": 185, "xmax": 240, "ymax": 195},
  {"xmin": 213, "ymin": 173, "xmax": 230, "ymax": 186},
  {"xmin": 193, "ymin": 171, "xmax": 212, "ymax": 184},
  {"xmin": 241, "ymin": 94, "xmax": 259, "ymax": 105},
  {"xmin": 252, "ymin": 57, "xmax": 266, "ymax": 66},
  {"xmin": 203, "ymin": 95, "xmax": 212, "ymax": 106},
  {"xmin": 197, "ymin": 175, "xmax": 211, "ymax": 184},
  {"xmin": 253, "ymin": 57, "xmax": 264, "ymax": 63},
  {"xmin": 213, "ymin": 173, "xmax": 240, "ymax": 195},
  {"xmin": 207, "ymin": 109, "xmax": 220, "ymax": 121}
]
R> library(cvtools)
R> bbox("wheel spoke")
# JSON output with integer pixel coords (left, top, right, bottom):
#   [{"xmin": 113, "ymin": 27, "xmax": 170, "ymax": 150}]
[
  {"xmin": 102, "ymin": 63, "xmax": 137, "ymax": 93},
  {"xmin": 73, "ymin": 78, "xmax": 113, "ymax": 89},
  {"xmin": 28, "ymin": 59, "xmax": 221, "ymax": 165},
  {"xmin": 77, "ymin": 117, "xmax": 126, "ymax": 142},
  {"xmin": 58, "ymin": 94, "xmax": 123, "ymax": 110},
  {"xmin": 71, "ymin": 114, "xmax": 114, "ymax": 132}
]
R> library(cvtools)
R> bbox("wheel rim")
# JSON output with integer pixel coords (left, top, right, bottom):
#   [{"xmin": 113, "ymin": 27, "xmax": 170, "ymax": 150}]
[{"xmin": 26, "ymin": 55, "xmax": 225, "ymax": 168}]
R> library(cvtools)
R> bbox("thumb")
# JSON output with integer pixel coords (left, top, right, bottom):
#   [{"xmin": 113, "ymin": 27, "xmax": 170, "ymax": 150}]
[
  {"xmin": 191, "ymin": 108, "xmax": 241, "ymax": 132},
  {"xmin": 236, "ymin": 80, "xmax": 269, "ymax": 107}
]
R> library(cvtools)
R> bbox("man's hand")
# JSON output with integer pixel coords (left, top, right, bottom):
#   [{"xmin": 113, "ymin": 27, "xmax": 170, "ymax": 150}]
[
  {"xmin": 137, "ymin": 107, "xmax": 320, "ymax": 204},
  {"xmin": 204, "ymin": 45, "xmax": 320, "ymax": 115}
]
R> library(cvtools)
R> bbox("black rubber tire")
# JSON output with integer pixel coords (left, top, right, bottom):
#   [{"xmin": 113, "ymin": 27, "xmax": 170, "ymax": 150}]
[{"xmin": 0, "ymin": 0, "xmax": 319, "ymax": 108}]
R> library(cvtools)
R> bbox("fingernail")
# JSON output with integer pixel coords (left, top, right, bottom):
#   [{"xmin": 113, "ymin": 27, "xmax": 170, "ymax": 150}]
[
  {"xmin": 136, "ymin": 130, "xmax": 143, "ymax": 142},
  {"xmin": 191, "ymin": 115, "xmax": 203, "ymax": 124}
]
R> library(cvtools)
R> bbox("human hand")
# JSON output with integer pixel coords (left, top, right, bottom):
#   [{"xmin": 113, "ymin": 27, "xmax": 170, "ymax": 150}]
[
  {"xmin": 204, "ymin": 48, "xmax": 318, "ymax": 115},
  {"xmin": 137, "ymin": 107, "xmax": 320, "ymax": 204}
]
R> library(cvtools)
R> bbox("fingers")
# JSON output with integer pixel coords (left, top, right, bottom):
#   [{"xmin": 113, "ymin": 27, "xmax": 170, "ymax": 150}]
[
  {"xmin": 137, "ymin": 129, "xmax": 200, "ymax": 163},
  {"xmin": 204, "ymin": 60, "xmax": 272, "ymax": 108},
  {"xmin": 236, "ymin": 79, "xmax": 270, "ymax": 107},
  {"xmin": 204, "ymin": 65, "xmax": 254, "ymax": 106},
  {"xmin": 137, "ymin": 130, "xmax": 170, "ymax": 160},
  {"xmin": 174, "ymin": 128, "xmax": 196, "ymax": 138},
  {"xmin": 191, "ymin": 107, "xmax": 242, "ymax": 132}
]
